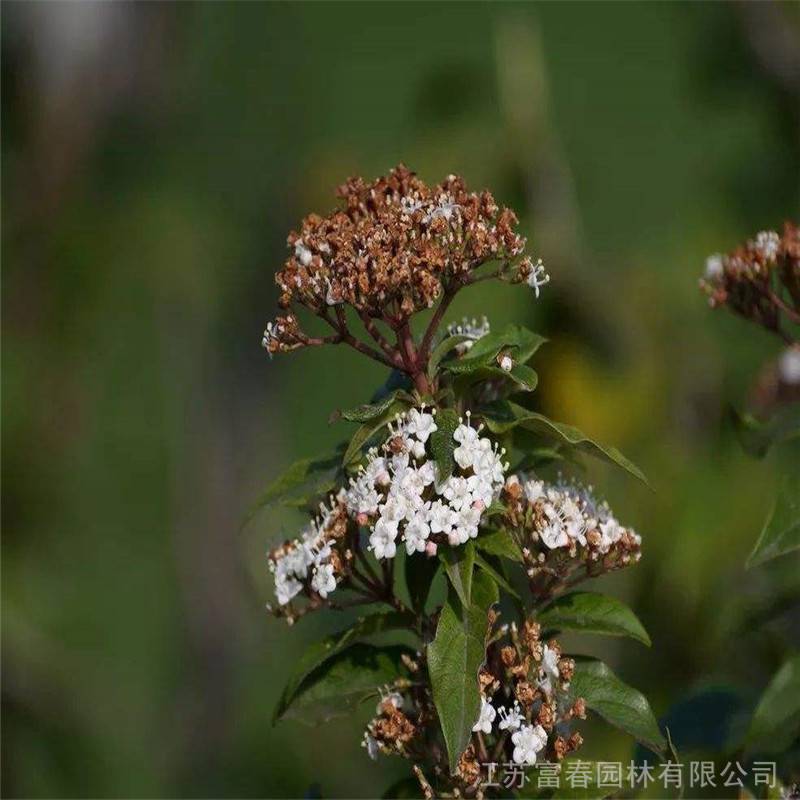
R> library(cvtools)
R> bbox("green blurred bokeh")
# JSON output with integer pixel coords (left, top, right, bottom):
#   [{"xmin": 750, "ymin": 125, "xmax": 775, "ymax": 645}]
[{"xmin": 2, "ymin": 2, "xmax": 799, "ymax": 797}]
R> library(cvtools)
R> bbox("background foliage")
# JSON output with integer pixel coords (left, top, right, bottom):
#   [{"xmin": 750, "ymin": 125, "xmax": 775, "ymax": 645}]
[{"xmin": 2, "ymin": 2, "xmax": 799, "ymax": 797}]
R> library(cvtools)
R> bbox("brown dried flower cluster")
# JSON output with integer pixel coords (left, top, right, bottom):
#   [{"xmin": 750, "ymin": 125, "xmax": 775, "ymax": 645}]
[
  {"xmin": 276, "ymin": 164, "xmax": 525, "ymax": 318},
  {"xmin": 700, "ymin": 222, "xmax": 800, "ymax": 346},
  {"xmin": 261, "ymin": 165, "xmax": 540, "ymax": 393}
]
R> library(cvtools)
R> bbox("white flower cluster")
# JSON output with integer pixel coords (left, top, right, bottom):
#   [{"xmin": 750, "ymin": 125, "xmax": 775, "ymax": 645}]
[
  {"xmin": 268, "ymin": 492, "xmax": 344, "ymax": 606},
  {"xmin": 509, "ymin": 475, "xmax": 641, "ymax": 557},
  {"xmin": 446, "ymin": 316, "xmax": 491, "ymax": 354},
  {"xmin": 345, "ymin": 408, "xmax": 508, "ymax": 560},
  {"xmin": 471, "ymin": 643, "xmax": 563, "ymax": 765}
]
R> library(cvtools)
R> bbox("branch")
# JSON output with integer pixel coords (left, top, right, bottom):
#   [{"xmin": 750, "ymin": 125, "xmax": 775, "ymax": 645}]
[
  {"xmin": 417, "ymin": 282, "xmax": 460, "ymax": 368},
  {"xmin": 315, "ymin": 309, "xmax": 399, "ymax": 369}
]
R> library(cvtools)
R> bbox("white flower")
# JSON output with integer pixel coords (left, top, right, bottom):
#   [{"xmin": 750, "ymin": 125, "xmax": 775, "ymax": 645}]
[
  {"xmin": 381, "ymin": 496, "xmax": 408, "ymax": 523},
  {"xmin": 376, "ymin": 692, "xmax": 404, "ymax": 713},
  {"xmin": 362, "ymin": 732, "xmax": 380, "ymax": 761},
  {"xmin": 704, "ymin": 254, "xmax": 724, "ymax": 280},
  {"xmin": 499, "ymin": 355, "xmax": 514, "ymax": 372},
  {"xmin": 294, "ymin": 239, "xmax": 313, "ymax": 266},
  {"xmin": 754, "ymin": 230, "xmax": 780, "ymax": 262},
  {"xmin": 404, "ymin": 513, "xmax": 431, "ymax": 554},
  {"xmin": 447, "ymin": 316, "xmax": 490, "ymax": 354},
  {"xmin": 539, "ymin": 644, "xmax": 560, "ymax": 694},
  {"xmin": 442, "ymin": 476, "xmax": 471, "ymax": 511},
  {"xmin": 453, "ymin": 420, "xmax": 480, "ymax": 445},
  {"xmin": 453, "ymin": 439, "xmax": 478, "ymax": 470},
  {"xmin": 311, "ymin": 563, "xmax": 337, "ymax": 598},
  {"xmin": 498, "ymin": 702, "xmax": 524, "ymax": 731},
  {"xmin": 417, "ymin": 461, "xmax": 436, "ymax": 486},
  {"xmin": 472, "ymin": 697, "xmax": 496, "ymax": 734},
  {"xmin": 526, "ymin": 258, "xmax": 550, "ymax": 298},
  {"xmin": 599, "ymin": 517, "xmax": 622, "ymax": 551},
  {"xmin": 539, "ymin": 505, "xmax": 569, "ymax": 549},
  {"xmin": 779, "ymin": 347, "xmax": 800, "ymax": 385},
  {"xmin": 406, "ymin": 408, "xmax": 438, "ymax": 443},
  {"xmin": 274, "ymin": 570, "xmax": 303, "ymax": 605},
  {"xmin": 370, "ymin": 518, "xmax": 398, "ymax": 559},
  {"xmin": 523, "ymin": 479, "xmax": 546, "ymax": 504},
  {"xmin": 512, "ymin": 724, "xmax": 547, "ymax": 765},
  {"xmin": 411, "ymin": 439, "xmax": 426, "ymax": 460},
  {"xmin": 428, "ymin": 500, "xmax": 455, "ymax": 536}
]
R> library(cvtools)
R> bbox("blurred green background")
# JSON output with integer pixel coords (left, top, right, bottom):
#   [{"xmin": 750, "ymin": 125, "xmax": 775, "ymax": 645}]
[{"xmin": 3, "ymin": 2, "xmax": 799, "ymax": 797}]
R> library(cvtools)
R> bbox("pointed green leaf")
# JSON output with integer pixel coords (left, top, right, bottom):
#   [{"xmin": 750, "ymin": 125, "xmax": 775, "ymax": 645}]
[
  {"xmin": 273, "ymin": 611, "xmax": 415, "ymax": 723},
  {"xmin": 475, "ymin": 528, "xmax": 523, "ymax": 562},
  {"xmin": 343, "ymin": 401, "xmax": 408, "ymax": 466},
  {"xmin": 281, "ymin": 643, "xmax": 414, "ymax": 724},
  {"xmin": 481, "ymin": 400, "xmax": 649, "ymax": 487},
  {"xmin": 538, "ymin": 592, "xmax": 651, "ymax": 646},
  {"xmin": 570, "ymin": 658, "xmax": 666, "ymax": 756},
  {"xmin": 746, "ymin": 654, "xmax": 800, "ymax": 753},
  {"xmin": 731, "ymin": 405, "xmax": 800, "ymax": 459},
  {"xmin": 406, "ymin": 552, "xmax": 441, "ymax": 614},
  {"xmin": 336, "ymin": 390, "xmax": 414, "ymax": 423},
  {"xmin": 428, "ymin": 334, "xmax": 473, "ymax": 377},
  {"xmin": 444, "ymin": 324, "xmax": 547, "ymax": 375},
  {"xmin": 430, "ymin": 408, "xmax": 460, "ymax": 482},
  {"xmin": 439, "ymin": 541, "xmax": 475, "ymax": 607},
  {"xmin": 474, "ymin": 552, "xmax": 519, "ymax": 600},
  {"xmin": 747, "ymin": 474, "xmax": 800, "ymax": 568},
  {"xmin": 428, "ymin": 570, "xmax": 499, "ymax": 773},
  {"xmin": 246, "ymin": 452, "xmax": 341, "ymax": 523}
]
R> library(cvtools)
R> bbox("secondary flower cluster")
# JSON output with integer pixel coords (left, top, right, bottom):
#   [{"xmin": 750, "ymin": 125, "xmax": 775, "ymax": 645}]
[
  {"xmin": 446, "ymin": 315, "xmax": 491, "ymax": 355},
  {"xmin": 360, "ymin": 623, "xmax": 586, "ymax": 796},
  {"xmin": 267, "ymin": 492, "xmax": 349, "ymax": 609},
  {"xmin": 700, "ymin": 222, "xmax": 799, "ymax": 342},
  {"xmin": 464, "ymin": 623, "xmax": 585, "ymax": 781},
  {"xmin": 344, "ymin": 408, "xmax": 508, "ymax": 558},
  {"xmin": 502, "ymin": 476, "xmax": 641, "ymax": 589}
]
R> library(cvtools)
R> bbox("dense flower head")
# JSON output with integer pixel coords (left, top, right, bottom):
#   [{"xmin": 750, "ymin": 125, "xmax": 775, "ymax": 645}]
[
  {"xmin": 502, "ymin": 475, "xmax": 641, "ymax": 587},
  {"xmin": 700, "ymin": 222, "xmax": 800, "ymax": 331},
  {"xmin": 275, "ymin": 165, "xmax": 526, "ymax": 316},
  {"xmin": 345, "ymin": 408, "xmax": 508, "ymax": 557},
  {"xmin": 267, "ymin": 491, "xmax": 349, "ymax": 612}
]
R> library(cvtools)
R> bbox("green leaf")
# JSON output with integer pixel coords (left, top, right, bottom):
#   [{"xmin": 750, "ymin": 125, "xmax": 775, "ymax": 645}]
[
  {"xmin": 281, "ymin": 643, "xmax": 414, "ymax": 723},
  {"xmin": 246, "ymin": 453, "xmax": 341, "ymax": 523},
  {"xmin": 273, "ymin": 611, "xmax": 415, "ymax": 723},
  {"xmin": 730, "ymin": 404, "xmax": 800, "ymax": 459},
  {"xmin": 747, "ymin": 474, "xmax": 800, "ymax": 568},
  {"xmin": 475, "ymin": 528, "xmax": 523, "ymax": 562},
  {"xmin": 481, "ymin": 400, "xmax": 649, "ymax": 487},
  {"xmin": 444, "ymin": 325, "xmax": 547, "ymax": 375},
  {"xmin": 406, "ymin": 553, "xmax": 441, "ymax": 614},
  {"xmin": 746, "ymin": 654, "xmax": 800, "ymax": 753},
  {"xmin": 428, "ymin": 334, "xmax": 472, "ymax": 377},
  {"xmin": 336, "ymin": 390, "xmax": 414, "ymax": 423},
  {"xmin": 538, "ymin": 592, "xmax": 651, "ymax": 647},
  {"xmin": 343, "ymin": 400, "xmax": 407, "ymax": 466},
  {"xmin": 439, "ymin": 541, "xmax": 475, "ymax": 607},
  {"xmin": 430, "ymin": 408, "xmax": 460, "ymax": 482},
  {"xmin": 570, "ymin": 658, "xmax": 666, "ymax": 756},
  {"xmin": 428, "ymin": 570, "xmax": 499, "ymax": 774},
  {"xmin": 474, "ymin": 552, "xmax": 519, "ymax": 600}
]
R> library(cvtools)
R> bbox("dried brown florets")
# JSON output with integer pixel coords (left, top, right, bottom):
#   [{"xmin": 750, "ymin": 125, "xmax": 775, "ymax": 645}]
[
  {"xmin": 265, "ymin": 165, "xmax": 528, "ymax": 344},
  {"xmin": 700, "ymin": 221, "xmax": 800, "ymax": 340}
]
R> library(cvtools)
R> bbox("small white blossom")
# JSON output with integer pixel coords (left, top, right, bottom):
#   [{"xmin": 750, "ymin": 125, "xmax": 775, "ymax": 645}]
[
  {"xmin": 526, "ymin": 258, "xmax": 550, "ymax": 298},
  {"xmin": 472, "ymin": 697, "xmax": 496, "ymax": 734},
  {"xmin": 406, "ymin": 408, "xmax": 438, "ymax": 443},
  {"xmin": 311, "ymin": 563, "xmax": 337, "ymax": 598},
  {"xmin": 294, "ymin": 239, "xmax": 313, "ymax": 266},
  {"xmin": 499, "ymin": 355, "xmax": 514, "ymax": 372},
  {"xmin": 704, "ymin": 253, "xmax": 724, "ymax": 280},
  {"xmin": 498, "ymin": 702, "xmax": 524, "ymax": 731},
  {"xmin": 370, "ymin": 518, "xmax": 398, "ymax": 559},
  {"xmin": 539, "ymin": 644, "xmax": 560, "ymax": 694},
  {"xmin": 779, "ymin": 347, "xmax": 800, "ymax": 385},
  {"xmin": 754, "ymin": 230, "xmax": 780, "ymax": 262},
  {"xmin": 512, "ymin": 724, "xmax": 547, "ymax": 765},
  {"xmin": 404, "ymin": 512, "xmax": 431, "ymax": 554}
]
